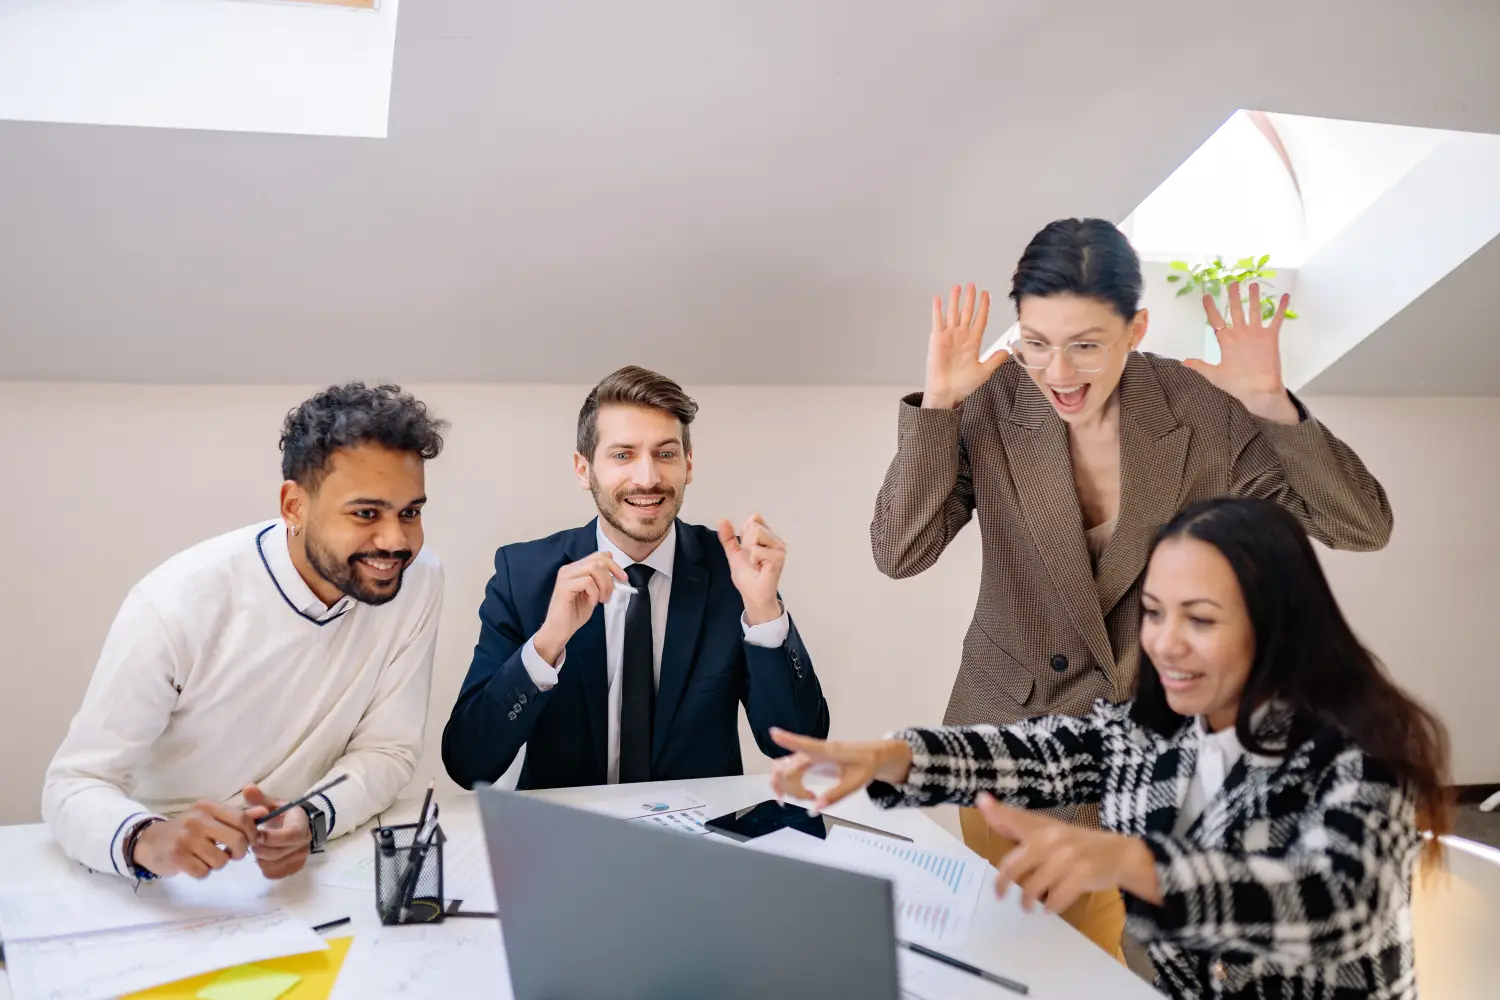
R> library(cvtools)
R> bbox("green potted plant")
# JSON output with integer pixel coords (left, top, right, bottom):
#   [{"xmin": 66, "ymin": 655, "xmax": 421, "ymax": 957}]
[{"xmin": 1166, "ymin": 255, "xmax": 1297, "ymax": 363}]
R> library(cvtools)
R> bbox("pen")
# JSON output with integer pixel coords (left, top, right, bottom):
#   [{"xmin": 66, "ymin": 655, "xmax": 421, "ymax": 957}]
[
  {"xmin": 414, "ymin": 779, "xmax": 435, "ymax": 829},
  {"xmin": 255, "ymin": 774, "xmax": 350, "ymax": 827},
  {"xmin": 398, "ymin": 796, "xmax": 441, "ymax": 917},
  {"xmin": 901, "ymin": 941, "xmax": 1028, "ymax": 996},
  {"xmin": 312, "ymin": 917, "xmax": 351, "ymax": 934}
]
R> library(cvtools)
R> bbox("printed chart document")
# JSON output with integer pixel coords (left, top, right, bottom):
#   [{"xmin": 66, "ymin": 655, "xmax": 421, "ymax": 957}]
[
  {"xmin": 583, "ymin": 788, "xmax": 711, "ymax": 837},
  {"xmin": 3, "ymin": 910, "xmax": 327, "ymax": 1000},
  {"xmin": 328, "ymin": 923, "xmax": 511, "ymax": 1000},
  {"xmin": 741, "ymin": 827, "xmax": 988, "ymax": 948},
  {"xmin": 636, "ymin": 806, "xmax": 711, "ymax": 836},
  {"xmin": 581, "ymin": 788, "xmax": 706, "ymax": 821},
  {"xmin": 0, "ymin": 860, "xmax": 276, "ymax": 942},
  {"xmin": 827, "ymin": 827, "xmax": 988, "ymax": 946}
]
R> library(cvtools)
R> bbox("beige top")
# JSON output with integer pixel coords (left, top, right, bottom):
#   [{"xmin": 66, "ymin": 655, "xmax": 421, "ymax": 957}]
[{"xmin": 1085, "ymin": 514, "xmax": 1119, "ymax": 568}]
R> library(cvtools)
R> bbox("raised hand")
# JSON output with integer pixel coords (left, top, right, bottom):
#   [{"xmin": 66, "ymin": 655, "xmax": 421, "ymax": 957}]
[
  {"xmin": 923, "ymin": 284, "xmax": 1009, "ymax": 410},
  {"xmin": 533, "ymin": 552, "xmax": 629, "ymax": 665},
  {"xmin": 1186, "ymin": 281, "xmax": 1299, "ymax": 424},
  {"xmin": 978, "ymin": 793, "xmax": 1162, "ymax": 913},
  {"xmin": 717, "ymin": 514, "xmax": 786, "ymax": 626},
  {"xmin": 767, "ymin": 728, "xmax": 914, "ymax": 815}
]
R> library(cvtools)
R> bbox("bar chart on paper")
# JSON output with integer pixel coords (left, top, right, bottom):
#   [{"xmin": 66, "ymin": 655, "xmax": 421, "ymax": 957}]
[
  {"xmin": 830, "ymin": 830, "xmax": 986, "ymax": 896},
  {"xmin": 742, "ymin": 826, "xmax": 990, "ymax": 947},
  {"xmin": 898, "ymin": 899, "xmax": 960, "ymax": 943}
]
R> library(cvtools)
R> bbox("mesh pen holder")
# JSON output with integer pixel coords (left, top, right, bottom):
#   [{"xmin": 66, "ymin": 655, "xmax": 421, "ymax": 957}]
[{"xmin": 373, "ymin": 822, "xmax": 446, "ymax": 925}]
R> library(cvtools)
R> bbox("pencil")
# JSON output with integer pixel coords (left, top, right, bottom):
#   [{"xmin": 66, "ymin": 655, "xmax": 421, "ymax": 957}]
[
  {"xmin": 254, "ymin": 774, "xmax": 349, "ymax": 826},
  {"xmin": 414, "ymin": 779, "xmax": 435, "ymax": 827},
  {"xmin": 901, "ymin": 941, "xmax": 1028, "ymax": 995}
]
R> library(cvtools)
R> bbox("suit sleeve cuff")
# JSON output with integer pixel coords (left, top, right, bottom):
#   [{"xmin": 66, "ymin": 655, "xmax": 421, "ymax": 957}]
[
  {"xmin": 741, "ymin": 608, "xmax": 789, "ymax": 648},
  {"xmin": 1256, "ymin": 393, "xmax": 1327, "ymax": 446},
  {"xmin": 521, "ymin": 636, "xmax": 563, "ymax": 690}
]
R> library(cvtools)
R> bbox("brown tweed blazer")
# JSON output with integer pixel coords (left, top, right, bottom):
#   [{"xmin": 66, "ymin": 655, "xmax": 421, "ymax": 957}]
[{"xmin": 872, "ymin": 351, "xmax": 1392, "ymax": 732}]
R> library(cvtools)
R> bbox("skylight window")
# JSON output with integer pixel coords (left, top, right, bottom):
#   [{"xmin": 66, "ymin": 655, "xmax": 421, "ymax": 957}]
[{"xmin": 0, "ymin": 0, "xmax": 399, "ymax": 137}]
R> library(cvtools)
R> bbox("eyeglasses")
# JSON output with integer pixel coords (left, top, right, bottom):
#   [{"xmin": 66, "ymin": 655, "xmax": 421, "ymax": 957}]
[{"xmin": 1009, "ymin": 337, "xmax": 1112, "ymax": 373}]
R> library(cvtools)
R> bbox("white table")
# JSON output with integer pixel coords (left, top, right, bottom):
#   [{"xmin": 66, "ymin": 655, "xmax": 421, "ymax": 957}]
[{"xmin": 0, "ymin": 776, "xmax": 1163, "ymax": 999}]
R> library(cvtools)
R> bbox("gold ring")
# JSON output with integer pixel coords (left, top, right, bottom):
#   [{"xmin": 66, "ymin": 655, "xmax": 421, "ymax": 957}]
[{"xmin": 1212, "ymin": 325, "xmax": 1228, "ymax": 333}]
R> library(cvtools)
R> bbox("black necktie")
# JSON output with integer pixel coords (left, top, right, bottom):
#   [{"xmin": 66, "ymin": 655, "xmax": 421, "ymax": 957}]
[{"xmin": 618, "ymin": 563, "xmax": 656, "ymax": 784}]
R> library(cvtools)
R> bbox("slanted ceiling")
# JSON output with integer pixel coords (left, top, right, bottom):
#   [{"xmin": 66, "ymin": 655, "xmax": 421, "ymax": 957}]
[{"xmin": 0, "ymin": 0, "xmax": 1497, "ymax": 389}]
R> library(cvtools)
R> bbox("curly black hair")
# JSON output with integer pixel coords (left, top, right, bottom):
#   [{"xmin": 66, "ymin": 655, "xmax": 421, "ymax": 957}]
[{"xmin": 279, "ymin": 383, "xmax": 448, "ymax": 489}]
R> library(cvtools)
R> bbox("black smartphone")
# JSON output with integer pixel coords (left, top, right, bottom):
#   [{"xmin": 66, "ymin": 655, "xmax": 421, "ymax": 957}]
[{"xmin": 703, "ymin": 800, "xmax": 912, "ymax": 843}]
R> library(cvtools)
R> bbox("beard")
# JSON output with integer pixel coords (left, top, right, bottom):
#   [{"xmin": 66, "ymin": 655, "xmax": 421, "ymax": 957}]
[
  {"xmin": 590, "ymin": 471, "xmax": 684, "ymax": 546},
  {"xmin": 304, "ymin": 529, "xmax": 412, "ymax": 607}
]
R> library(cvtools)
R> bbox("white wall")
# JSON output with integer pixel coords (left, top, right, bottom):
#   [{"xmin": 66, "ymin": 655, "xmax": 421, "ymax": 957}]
[
  {"xmin": 1267, "ymin": 112, "xmax": 1450, "ymax": 260},
  {"xmin": 0, "ymin": 0, "xmax": 398, "ymax": 137},
  {"xmin": 1285, "ymin": 131, "xmax": 1500, "ymax": 389},
  {"xmin": 0, "ymin": 384, "xmax": 1492, "ymax": 827}
]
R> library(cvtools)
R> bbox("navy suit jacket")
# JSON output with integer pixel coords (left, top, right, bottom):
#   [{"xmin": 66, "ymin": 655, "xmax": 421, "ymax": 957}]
[{"xmin": 442, "ymin": 519, "xmax": 830, "ymax": 790}]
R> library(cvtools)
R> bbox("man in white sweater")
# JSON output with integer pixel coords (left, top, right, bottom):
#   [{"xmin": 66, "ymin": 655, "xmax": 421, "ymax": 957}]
[{"xmin": 43, "ymin": 383, "xmax": 448, "ymax": 882}]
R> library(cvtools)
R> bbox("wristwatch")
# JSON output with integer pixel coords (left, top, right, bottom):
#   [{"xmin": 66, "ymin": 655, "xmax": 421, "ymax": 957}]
[{"xmin": 299, "ymin": 799, "xmax": 330, "ymax": 854}]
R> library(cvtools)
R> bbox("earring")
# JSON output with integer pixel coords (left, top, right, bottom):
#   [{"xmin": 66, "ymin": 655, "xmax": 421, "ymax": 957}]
[{"xmin": 290, "ymin": 524, "xmax": 300, "ymax": 537}]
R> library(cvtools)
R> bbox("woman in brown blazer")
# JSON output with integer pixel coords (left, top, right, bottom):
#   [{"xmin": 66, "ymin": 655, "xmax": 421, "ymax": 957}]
[{"xmin": 871, "ymin": 218, "xmax": 1391, "ymax": 958}]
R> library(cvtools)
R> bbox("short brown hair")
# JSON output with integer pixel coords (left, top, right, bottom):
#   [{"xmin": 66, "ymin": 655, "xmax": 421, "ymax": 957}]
[{"xmin": 577, "ymin": 366, "xmax": 699, "ymax": 460}]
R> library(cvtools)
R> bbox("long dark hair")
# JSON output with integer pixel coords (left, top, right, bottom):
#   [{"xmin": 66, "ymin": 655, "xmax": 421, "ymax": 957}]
[
  {"xmin": 1132, "ymin": 497, "xmax": 1452, "ymax": 858},
  {"xmin": 1010, "ymin": 218, "xmax": 1143, "ymax": 321}
]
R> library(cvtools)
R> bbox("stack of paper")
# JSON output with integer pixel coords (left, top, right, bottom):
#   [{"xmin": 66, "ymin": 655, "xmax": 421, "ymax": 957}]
[
  {"xmin": 0, "ymin": 862, "xmax": 327, "ymax": 1000},
  {"xmin": 740, "ymin": 826, "xmax": 989, "ymax": 948}
]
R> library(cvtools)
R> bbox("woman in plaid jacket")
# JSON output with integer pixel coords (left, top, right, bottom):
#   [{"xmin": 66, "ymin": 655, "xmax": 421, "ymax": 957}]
[{"xmin": 772, "ymin": 497, "xmax": 1450, "ymax": 1000}]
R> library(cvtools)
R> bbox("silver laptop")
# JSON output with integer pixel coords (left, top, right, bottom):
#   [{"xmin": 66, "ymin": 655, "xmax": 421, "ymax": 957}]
[{"xmin": 477, "ymin": 786, "xmax": 902, "ymax": 1000}]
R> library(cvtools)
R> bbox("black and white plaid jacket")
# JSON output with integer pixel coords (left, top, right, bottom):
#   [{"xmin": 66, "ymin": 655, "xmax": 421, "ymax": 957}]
[{"xmin": 868, "ymin": 699, "xmax": 1423, "ymax": 1000}]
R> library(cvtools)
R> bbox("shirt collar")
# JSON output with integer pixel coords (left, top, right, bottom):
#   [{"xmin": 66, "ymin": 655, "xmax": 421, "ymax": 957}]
[
  {"xmin": 595, "ymin": 520, "xmax": 676, "ymax": 581},
  {"xmin": 259, "ymin": 521, "xmax": 354, "ymax": 622},
  {"xmin": 1193, "ymin": 702, "xmax": 1280, "ymax": 757},
  {"xmin": 1193, "ymin": 715, "xmax": 1246, "ymax": 755}
]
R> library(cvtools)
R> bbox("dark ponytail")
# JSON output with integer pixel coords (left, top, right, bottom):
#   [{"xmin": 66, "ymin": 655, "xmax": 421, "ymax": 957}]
[{"xmin": 1010, "ymin": 218, "xmax": 1143, "ymax": 321}]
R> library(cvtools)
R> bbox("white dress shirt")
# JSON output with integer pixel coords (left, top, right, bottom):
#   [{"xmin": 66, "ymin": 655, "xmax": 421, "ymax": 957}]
[
  {"xmin": 42, "ymin": 521, "xmax": 444, "ymax": 876},
  {"xmin": 520, "ymin": 522, "xmax": 789, "ymax": 784},
  {"xmin": 1172, "ymin": 706, "xmax": 1276, "ymax": 836}
]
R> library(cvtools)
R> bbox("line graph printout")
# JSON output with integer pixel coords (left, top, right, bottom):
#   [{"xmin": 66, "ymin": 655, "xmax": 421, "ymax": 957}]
[
  {"xmin": 0, "ymin": 859, "xmax": 277, "ymax": 942},
  {"xmin": 328, "ymin": 923, "xmax": 511, "ymax": 1000},
  {"xmin": 3, "ymin": 910, "xmax": 327, "ymax": 1000}
]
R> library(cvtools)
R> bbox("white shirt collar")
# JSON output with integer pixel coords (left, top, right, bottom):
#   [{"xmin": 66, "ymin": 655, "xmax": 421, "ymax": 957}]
[
  {"xmin": 595, "ymin": 520, "xmax": 676, "ymax": 581},
  {"xmin": 1193, "ymin": 702, "xmax": 1279, "ymax": 759},
  {"xmin": 258, "ymin": 521, "xmax": 354, "ymax": 621}
]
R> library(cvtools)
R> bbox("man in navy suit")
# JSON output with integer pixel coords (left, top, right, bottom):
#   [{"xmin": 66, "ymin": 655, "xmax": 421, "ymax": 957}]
[{"xmin": 443, "ymin": 366, "xmax": 829, "ymax": 790}]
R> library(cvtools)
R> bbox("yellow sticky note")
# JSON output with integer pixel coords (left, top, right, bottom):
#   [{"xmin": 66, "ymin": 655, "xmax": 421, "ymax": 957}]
[
  {"xmin": 195, "ymin": 965, "xmax": 301, "ymax": 1000},
  {"xmin": 121, "ymin": 936, "xmax": 353, "ymax": 1000}
]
